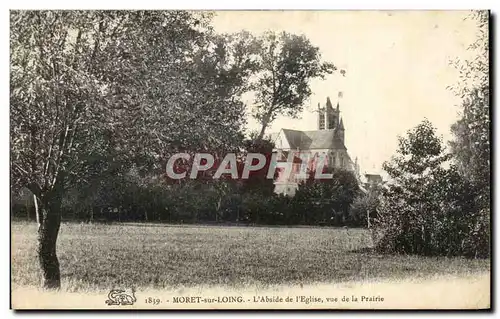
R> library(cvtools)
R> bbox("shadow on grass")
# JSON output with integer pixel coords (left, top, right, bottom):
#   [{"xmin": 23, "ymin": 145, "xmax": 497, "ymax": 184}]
[{"xmin": 349, "ymin": 246, "xmax": 376, "ymax": 254}]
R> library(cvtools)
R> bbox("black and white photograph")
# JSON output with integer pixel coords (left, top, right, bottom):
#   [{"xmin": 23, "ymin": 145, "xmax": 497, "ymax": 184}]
[{"xmin": 9, "ymin": 9, "xmax": 491, "ymax": 309}]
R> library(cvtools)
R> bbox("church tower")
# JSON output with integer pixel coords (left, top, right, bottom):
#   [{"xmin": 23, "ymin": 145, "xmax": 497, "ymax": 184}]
[
  {"xmin": 338, "ymin": 117, "xmax": 345, "ymax": 143},
  {"xmin": 317, "ymin": 96, "xmax": 342, "ymax": 131},
  {"xmin": 325, "ymin": 97, "xmax": 339, "ymax": 130}
]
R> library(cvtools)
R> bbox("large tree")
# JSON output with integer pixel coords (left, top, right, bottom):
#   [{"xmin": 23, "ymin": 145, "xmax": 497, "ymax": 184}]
[
  {"xmin": 250, "ymin": 31, "xmax": 338, "ymax": 140},
  {"xmin": 10, "ymin": 10, "xmax": 252, "ymax": 289},
  {"xmin": 10, "ymin": 11, "xmax": 128, "ymax": 289}
]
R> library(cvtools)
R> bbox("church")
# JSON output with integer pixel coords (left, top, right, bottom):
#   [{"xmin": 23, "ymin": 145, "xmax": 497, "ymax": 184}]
[{"xmin": 270, "ymin": 96, "xmax": 361, "ymax": 196}]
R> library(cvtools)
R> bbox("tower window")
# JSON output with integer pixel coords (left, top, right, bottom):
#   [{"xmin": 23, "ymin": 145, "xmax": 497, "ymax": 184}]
[
  {"xmin": 319, "ymin": 113, "xmax": 325, "ymax": 130},
  {"xmin": 328, "ymin": 115, "xmax": 336, "ymax": 129}
]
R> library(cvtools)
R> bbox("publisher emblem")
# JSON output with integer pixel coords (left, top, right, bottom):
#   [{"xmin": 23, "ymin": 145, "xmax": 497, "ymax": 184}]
[{"xmin": 105, "ymin": 288, "xmax": 137, "ymax": 306}]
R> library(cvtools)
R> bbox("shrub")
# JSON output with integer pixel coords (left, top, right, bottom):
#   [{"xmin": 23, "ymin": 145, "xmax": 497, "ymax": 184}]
[{"xmin": 373, "ymin": 120, "xmax": 490, "ymax": 258}]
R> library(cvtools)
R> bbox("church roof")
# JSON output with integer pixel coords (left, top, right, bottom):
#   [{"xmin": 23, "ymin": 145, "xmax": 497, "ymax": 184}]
[{"xmin": 281, "ymin": 128, "xmax": 347, "ymax": 150}]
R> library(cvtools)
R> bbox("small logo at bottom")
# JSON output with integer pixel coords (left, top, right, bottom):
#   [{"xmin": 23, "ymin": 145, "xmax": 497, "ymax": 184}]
[{"xmin": 105, "ymin": 288, "xmax": 137, "ymax": 306}]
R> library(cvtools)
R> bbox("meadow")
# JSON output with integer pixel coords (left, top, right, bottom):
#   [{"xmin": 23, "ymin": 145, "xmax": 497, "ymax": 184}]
[{"xmin": 11, "ymin": 221, "xmax": 490, "ymax": 292}]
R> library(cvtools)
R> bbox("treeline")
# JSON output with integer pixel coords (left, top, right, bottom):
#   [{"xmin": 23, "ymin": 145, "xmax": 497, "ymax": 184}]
[{"xmin": 12, "ymin": 164, "xmax": 366, "ymax": 227}]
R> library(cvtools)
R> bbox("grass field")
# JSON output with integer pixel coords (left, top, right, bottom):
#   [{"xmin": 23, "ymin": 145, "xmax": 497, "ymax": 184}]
[{"xmin": 11, "ymin": 221, "xmax": 490, "ymax": 292}]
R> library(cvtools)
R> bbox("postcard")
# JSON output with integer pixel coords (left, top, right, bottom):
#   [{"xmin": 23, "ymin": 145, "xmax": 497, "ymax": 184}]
[{"xmin": 10, "ymin": 9, "xmax": 491, "ymax": 310}]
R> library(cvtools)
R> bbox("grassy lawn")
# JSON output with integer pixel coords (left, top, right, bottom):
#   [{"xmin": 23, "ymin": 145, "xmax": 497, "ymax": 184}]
[{"xmin": 11, "ymin": 221, "xmax": 490, "ymax": 292}]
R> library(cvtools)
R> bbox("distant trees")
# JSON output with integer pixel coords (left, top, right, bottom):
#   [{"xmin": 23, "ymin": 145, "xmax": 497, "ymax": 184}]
[
  {"xmin": 350, "ymin": 184, "xmax": 382, "ymax": 228},
  {"xmin": 13, "ymin": 164, "xmax": 365, "ymax": 229},
  {"xmin": 23, "ymin": 136, "xmax": 362, "ymax": 227},
  {"xmin": 292, "ymin": 168, "xmax": 360, "ymax": 225}
]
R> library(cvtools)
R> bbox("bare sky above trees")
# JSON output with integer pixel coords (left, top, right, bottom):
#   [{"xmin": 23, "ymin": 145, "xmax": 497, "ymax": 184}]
[{"xmin": 212, "ymin": 10, "xmax": 479, "ymax": 175}]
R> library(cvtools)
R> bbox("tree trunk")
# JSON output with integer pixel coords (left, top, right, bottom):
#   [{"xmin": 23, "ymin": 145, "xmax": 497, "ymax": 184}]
[
  {"xmin": 257, "ymin": 113, "xmax": 272, "ymax": 141},
  {"xmin": 257, "ymin": 121, "xmax": 269, "ymax": 141},
  {"xmin": 34, "ymin": 194, "xmax": 40, "ymax": 225},
  {"xmin": 26, "ymin": 197, "xmax": 30, "ymax": 221},
  {"xmin": 367, "ymin": 209, "xmax": 371, "ymax": 228},
  {"xmin": 216, "ymin": 197, "xmax": 222, "ymax": 222},
  {"xmin": 35, "ymin": 196, "xmax": 62, "ymax": 290}
]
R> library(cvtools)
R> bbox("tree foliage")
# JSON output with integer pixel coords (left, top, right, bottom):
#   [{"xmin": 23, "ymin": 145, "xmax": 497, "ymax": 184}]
[
  {"xmin": 292, "ymin": 168, "xmax": 360, "ymax": 225},
  {"xmin": 248, "ymin": 31, "xmax": 337, "ymax": 139},
  {"xmin": 449, "ymin": 11, "xmax": 490, "ymax": 211},
  {"xmin": 10, "ymin": 10, "xmax": 253, "ymax": 289},
  {"xmin": 374, "ymin": 120, "xmax": 488, "ymax": 257}
]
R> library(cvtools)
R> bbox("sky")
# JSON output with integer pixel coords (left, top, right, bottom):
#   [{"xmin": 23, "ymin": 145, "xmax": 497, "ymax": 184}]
[{"xmin": 211, "ymin": 10, "xmax": 479, "ymax": 176}]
